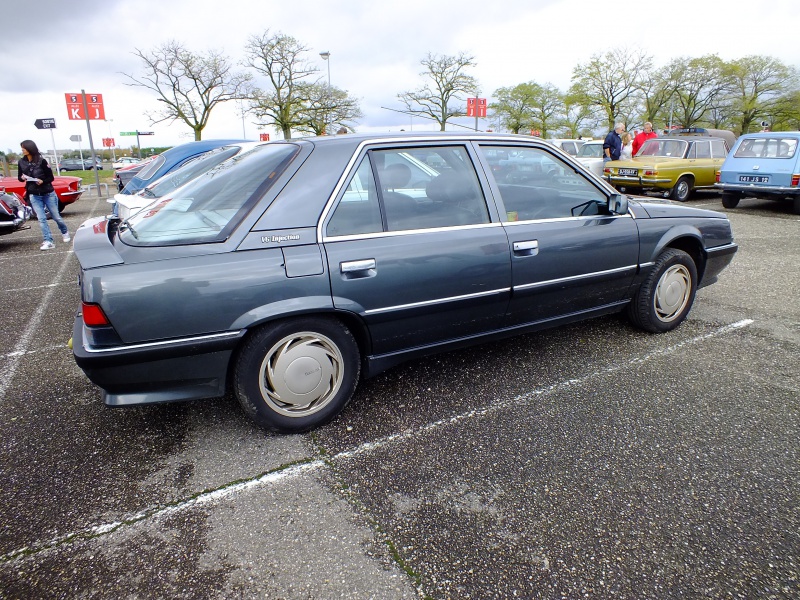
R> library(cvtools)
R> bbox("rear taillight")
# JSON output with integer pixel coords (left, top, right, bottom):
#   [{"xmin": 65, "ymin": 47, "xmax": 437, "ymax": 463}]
[
  {"xmin": 82, "ymin": 303, "xmax": 111, "ymax": 327},
  {"xmin": 791, "ymin": 174, "xmax": 800, "ymax": 187},
  {"xmin": 644, "ymin": 169, "xmax": 657, "ymax": 176},
  {"xmin": 715, "ymin": 171, "xmax": 721, "ymax": 183}
]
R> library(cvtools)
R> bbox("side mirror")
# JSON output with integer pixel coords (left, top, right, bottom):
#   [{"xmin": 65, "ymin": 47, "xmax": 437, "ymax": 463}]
[{"xmin": 608, "ymin": 193, "xmax": 628, "ymax": 215}]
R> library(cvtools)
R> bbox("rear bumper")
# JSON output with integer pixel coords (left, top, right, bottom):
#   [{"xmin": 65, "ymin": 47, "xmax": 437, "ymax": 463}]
[
  {"xmin": 715, "ymin": 183, "xmax": 800, "ymax": 196},
  {"xmin": 59, "ymin": 189, "xmax": 84, "ymax": 204},
  {"xmin": 608, "ymin": 175, "xmax": 672, "ymax": 190},
  {"xmin": 72, "ymin": 315, "xmax": 246, "ymax": 406}
]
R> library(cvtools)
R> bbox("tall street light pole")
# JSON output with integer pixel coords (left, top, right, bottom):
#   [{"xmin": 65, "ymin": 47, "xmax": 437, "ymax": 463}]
[{"xmin": 319, "ymin": 51, "xmax": 331, "ymax": 135}]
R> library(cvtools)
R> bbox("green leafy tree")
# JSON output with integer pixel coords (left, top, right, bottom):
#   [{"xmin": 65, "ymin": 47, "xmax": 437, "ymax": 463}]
[
  {"xmin": 571, "ymin": 47, "xmax": 652, "ymax": 129},
  {"xmin": 124, "ymin": 41, "xmax": 251, "ymax": 141},
  {"xmin": 490, "ymin": 83, "xmax": 538, "ymax": 133},
  {"xmin": 244, "ymin": 31, "xmax": 319, "ymax": 139},
  {"xmin": 398, "ymin": 52, "xmax": 479, "ymax": 131},
  {"xmin": 725, "ymin": 55, "xmax": 798, "ymax": 134},
  {"xmin": 663, "ymin": 55, "xmax": 730, "ymax": 128}
]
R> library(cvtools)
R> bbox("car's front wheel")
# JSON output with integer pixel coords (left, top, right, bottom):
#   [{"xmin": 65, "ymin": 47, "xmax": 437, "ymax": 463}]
[
  {"xmin": 721, "ymin": 192, "xmax": 741, "ymax": 209},
  {"xmin": 670, "ymin": 177, "xmax": 692, "ymax": 202},
  {"xmin": 234, "ymin": 317, "xmax": 360, "ymax": 433},
  {"xmin": 627, "ymin": 248, "xmax": 697, "ymax": 333}
]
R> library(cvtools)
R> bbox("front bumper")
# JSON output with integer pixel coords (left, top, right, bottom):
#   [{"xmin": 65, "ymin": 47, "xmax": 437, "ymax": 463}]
[
  {"xmin": 700, "ymin": 242, "xmax": 738, "ymax": 289},
  {"xmin": 72, "ymin": 315, "xmax": 246, "ymax": 406}
]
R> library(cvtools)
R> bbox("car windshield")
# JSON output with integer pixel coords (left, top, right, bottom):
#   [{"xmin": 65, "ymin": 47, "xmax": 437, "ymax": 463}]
[
  {"xmin": 120, "ymin": 143, "xmax": 300, "ymax": 246},
  {"xmin": 139, "ymin": 146, "xmax": 241, "ymax": 199},
  {"xmin": 637, "ymin": 139, "xmax": 689, "ymax": 158},
  {"xmin": 734, "ymin": 137, "xmax": 798, "ymax": 159},
  {"xmin": 578, "ymin": 144, "xmax": 603, "ymax": 158}
]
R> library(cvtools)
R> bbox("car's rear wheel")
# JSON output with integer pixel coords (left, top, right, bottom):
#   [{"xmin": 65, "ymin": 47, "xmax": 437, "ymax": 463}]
[
  {"xmin": 792, "ymin": 196, "xmax": 800, "ymax": 215},
  {"xmin": 721, "ymin": 192, "xmax": 741, "ymax": 209},
  {"xmin": 627, "ymin": 248, "xmax": 697, "ymax": 333},
  {"xmin": 234, "ymin": 317, "xmax": 360, "ymax": 433},
  {"xmin": 57, "ymin": 201, "xmax": 66, "ymax": 213},
  {"xmin": 670, "ymin": 177, "xmax": 692, "ymax": 202}
]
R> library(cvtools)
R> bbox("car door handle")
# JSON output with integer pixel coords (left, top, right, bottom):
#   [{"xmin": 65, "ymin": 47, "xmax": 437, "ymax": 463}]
[
  {"xmin": 513, "ymin": 240, "xmax": 539, "ymax": 256},
  {"xmin": 340, "ymin": 259, "xmax": 377, "ymax": 279}
]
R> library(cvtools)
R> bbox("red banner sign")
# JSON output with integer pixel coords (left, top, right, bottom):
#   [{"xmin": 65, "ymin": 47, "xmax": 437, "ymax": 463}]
[
  {"xmin": 259, "ymin": 133, "xmax": 270, "ymax": 141},
  {"xmin": 65, "ymin": 93, "xmax": 106, "ymax": 120},
  {"xmin": 466, "ymin": 98, "xmax": 487, "ymax": 118},
  {"xmin": 102, "ymin": 137, "xmax": 115, "ymax": 148}
]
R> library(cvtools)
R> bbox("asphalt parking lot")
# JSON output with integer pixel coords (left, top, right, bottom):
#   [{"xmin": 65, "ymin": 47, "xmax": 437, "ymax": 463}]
[{"xmin": 0, "ymin": 190, "xmax": 798, "ymax": 599}]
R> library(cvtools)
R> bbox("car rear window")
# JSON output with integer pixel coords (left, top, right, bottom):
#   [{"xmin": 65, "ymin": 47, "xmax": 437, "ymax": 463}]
[
  {"xmin": 734, "ymin": 137, "xmax": 798, "ymax": 159},
  {"xmin": 120, "ymin": 143, "xmax": 299, "ymax": 246}
]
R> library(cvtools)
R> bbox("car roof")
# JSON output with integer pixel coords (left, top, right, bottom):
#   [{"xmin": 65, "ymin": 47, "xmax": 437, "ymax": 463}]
[{"xmin": 736, "ymin": 131, "xmax": 800, "ymax": 139}]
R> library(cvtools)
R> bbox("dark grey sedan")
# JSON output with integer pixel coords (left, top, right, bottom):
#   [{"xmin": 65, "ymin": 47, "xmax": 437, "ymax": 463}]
[{"xmin": 72, "ymin": 133, "xmax": 738, "ymax": 433}]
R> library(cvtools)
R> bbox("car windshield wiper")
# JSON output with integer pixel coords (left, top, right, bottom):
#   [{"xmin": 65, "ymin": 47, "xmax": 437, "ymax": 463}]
[
  {"xmin": 140, "ymin": 187, "xmax": 156, "ymax": 198},
  {"xmin": 120, "ymin": 218, "xmax": 139, "ymax": 239}
]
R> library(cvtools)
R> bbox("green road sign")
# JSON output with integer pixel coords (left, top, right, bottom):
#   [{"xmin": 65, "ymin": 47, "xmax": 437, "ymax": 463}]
[{"xmin": 120, "ymin": 131, "xmax": 137, "ymax": 136}]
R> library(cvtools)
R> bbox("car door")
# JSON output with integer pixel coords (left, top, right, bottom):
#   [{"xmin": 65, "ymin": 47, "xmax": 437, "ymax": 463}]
[
  {"xmin": 688, "ymin": 139, "xmax": 716, "ymax": 186},
  {"xmin": 474, "ymin": 143, "xmax": 640, "ymax": 326},
  {"xmin": 322, "ymin": 144, "xmax": 512, "ymax": 356}
]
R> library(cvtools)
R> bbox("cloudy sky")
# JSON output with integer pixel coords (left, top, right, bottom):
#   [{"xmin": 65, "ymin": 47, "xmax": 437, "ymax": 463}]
[{"xmin": 2, "ymin": 0, "xmax": 798, "ymax": 156}]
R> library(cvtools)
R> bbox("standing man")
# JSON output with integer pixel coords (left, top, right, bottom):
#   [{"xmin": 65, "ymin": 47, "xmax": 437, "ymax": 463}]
[
  {"xmin": 603, "ymin": 123, "xmax": 625, "ymax": 162},
  {"xmin": 632, "ymin": 121, "xmax": 658, "ymax": 156}
]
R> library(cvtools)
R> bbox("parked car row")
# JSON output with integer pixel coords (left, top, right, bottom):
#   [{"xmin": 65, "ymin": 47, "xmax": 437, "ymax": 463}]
[
  {"xmin": 71, "ymin": 131, "xmax": 738, "ymax": 434},
  {"xmin": 59, "ymin": 157, "xmax": 103, "ymax": 171}
]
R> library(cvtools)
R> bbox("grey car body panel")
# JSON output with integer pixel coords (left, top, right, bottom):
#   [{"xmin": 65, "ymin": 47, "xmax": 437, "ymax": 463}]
[{"xmin": 71, "ymin": 132, "xmax": 738, "ymax": 408}]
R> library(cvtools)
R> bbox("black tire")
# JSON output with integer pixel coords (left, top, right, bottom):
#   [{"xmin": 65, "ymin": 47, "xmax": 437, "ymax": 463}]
[
  {"xmin": 234, "ymin": 317, "xmax": 360, "ymax": 433},
  {"xmin": 792, "ymin": 196, "xmax": 800, "ymax": 215},
  {"xmin": 57, "ymin": 201, "xmax": 66, "ymax": 213},
  {"xmin": 627, "ymin": 248, "xmax": 698, "ymax": 333},
  {"xmin": 721, "ymin": 192, "xmax": 740, "ymax": 209},
  {"xmin": 670, "ymin": 177, "xmax": 692, "ymax": 202}
]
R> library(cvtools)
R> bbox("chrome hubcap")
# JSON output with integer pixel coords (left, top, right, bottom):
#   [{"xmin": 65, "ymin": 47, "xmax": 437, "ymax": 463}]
[
  {"xmin": 259, "ymin": 332, "xmax": 344, "ymax": 418},
  {"xmin": 654, "ymin": 264, "xmax": 691, "ymax": 322}
]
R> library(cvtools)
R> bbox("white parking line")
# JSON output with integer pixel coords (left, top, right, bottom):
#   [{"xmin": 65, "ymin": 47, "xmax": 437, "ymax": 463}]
[
  {"xmin": 0, "ymin": 196, "xmax": 104, "ymax": 400},
  {"xmin": 0, "ymin": 318, "xmax": 754, "ymax": 564}
]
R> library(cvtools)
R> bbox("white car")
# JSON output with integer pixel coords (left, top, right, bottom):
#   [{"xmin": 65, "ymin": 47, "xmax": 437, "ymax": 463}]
[
  {"xmin": 111, "ymin": 156, "xmax": 142, "ymax": 169},
  {"xmin": 545, "ymin": 138, "xmax": 586, "ymax": 156},
  {"xmin": 575, "ymin": 140, "xmax": 605, "ymax": 178}
]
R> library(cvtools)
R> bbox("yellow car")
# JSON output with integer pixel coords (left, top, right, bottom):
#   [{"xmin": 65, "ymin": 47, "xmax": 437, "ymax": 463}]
[{"xmin": 604, "ymin": 134, "xmax": 730, "ymax": 201}]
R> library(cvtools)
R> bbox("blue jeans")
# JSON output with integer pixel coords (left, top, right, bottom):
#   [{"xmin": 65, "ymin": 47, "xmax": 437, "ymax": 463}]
[{"xmin": 29, "ymin": 191, "xmax": 68, "ymax": 243}]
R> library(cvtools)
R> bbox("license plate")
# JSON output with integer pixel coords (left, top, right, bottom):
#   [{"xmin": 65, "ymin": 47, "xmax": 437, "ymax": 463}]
[
  {"xmin": 618, "ymin": 168, "xmax": 638, "ymax": 176},
  {"xmin": 739, "ymin": 175, "xmax": 770, "ymax": 183}
]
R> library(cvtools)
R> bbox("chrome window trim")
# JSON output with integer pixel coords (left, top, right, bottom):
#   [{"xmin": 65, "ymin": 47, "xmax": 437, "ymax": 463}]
[
  {"xmin": 82, "ymin": 330, "xmax": 243, "ymax": 354},
  {"xmin": 500, "ymin": 213, "xmax": 633, "ymax": 226},
  {"xmin": 514, "ymin": 265, "xmax": 638, "ymax": 291},
  {"xmin": 364, "ymin": 288, "xmax": 511, "ymax": 316},
  {"xmin": 323, "ymin": 221, "xmax": 503, "ymax": 243}
]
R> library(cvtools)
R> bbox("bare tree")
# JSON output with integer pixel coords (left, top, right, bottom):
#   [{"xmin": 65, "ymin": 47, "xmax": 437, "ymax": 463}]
[
  {"xmin": 398, "ymin": 52, "xmax": 479, "ymax": 131},
  {"xmin": 124, "ymin": 41, "xmax": 251, "ymax": 141},
  {"xmin": 295, "ymin": 82, "xmax": 363, "ymax": 136},
  {"xmin": 244, "ymin": 31, "xmax": 319, "ymax": 139}
]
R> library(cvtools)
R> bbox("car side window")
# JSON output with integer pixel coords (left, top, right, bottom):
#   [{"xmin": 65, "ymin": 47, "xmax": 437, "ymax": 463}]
[
  {"xmin": 326, "ymin": 145, "xmax": 491, "ymax": 237},
  {"xmin": 373, "ymin": 146, "xmax": 491, "ymax": 232},
  {"xmin": 711, "ymin": 140, "xmax": 727, "ymax": 158},
  {"xmin": 326, "ymin": 159, "xmax": 383, "ymax": 237},
  {"xmin": 694, "ymin": 141, "xmax": 711, "ymax": 159},
  {"xmin": 478, "ymin": 144, "xmax": 608, "ymax": 221}
]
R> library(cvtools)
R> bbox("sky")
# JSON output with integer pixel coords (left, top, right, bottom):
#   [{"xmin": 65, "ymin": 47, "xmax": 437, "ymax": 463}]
[{"xmin": 2, "ymin": 0, "xmax": 799, "ymax": 157}]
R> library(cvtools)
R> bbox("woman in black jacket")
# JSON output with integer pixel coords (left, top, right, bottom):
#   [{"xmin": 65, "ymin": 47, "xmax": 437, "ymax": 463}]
[{"xmin": 18, "ymin": 139, "xmax": 69, "ymax": 250}]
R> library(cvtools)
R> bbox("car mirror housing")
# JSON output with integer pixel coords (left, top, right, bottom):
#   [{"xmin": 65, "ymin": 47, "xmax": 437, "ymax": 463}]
[{"xmin": 608, "ymin": 193, "xmax": 628, "ymax": 215}]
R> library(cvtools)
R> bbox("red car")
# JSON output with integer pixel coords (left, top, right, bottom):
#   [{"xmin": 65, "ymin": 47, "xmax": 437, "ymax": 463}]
[{"xmin": 0, "ymin": 175, "xmax": 84, "ymax": 212}]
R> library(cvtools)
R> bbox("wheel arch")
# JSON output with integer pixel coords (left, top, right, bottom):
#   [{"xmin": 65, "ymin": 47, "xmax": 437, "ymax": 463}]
[
  {"xmin": 654, "ymin": 230, "xmax": 707, "ymax": 284},
  {"xmin": 228, "ymin": 303, "xmax": 372, "ymax": 384}
]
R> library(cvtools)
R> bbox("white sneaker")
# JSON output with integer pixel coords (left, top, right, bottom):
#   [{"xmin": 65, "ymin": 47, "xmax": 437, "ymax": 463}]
[
  {"xmin": 40, "ymin": 241, "xmax": 55, "ymax": 250},
  {"xmin": 62, "ymin": 233, "xmax": 71, "ymax": 243}
]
